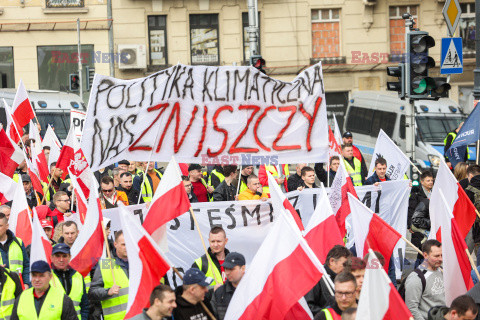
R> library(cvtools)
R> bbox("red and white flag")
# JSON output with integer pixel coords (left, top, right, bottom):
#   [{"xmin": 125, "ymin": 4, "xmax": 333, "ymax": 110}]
[
  {"xmin": 68, "ymin": 148, "xmax": 94, "ymax": 199},
  {"xmin": 119, "ymin": 206, "xmax": 171, "ymax": 319},
  {"xmin": 42, "ymin": 125, "xmax": 62, "ymax": 168},
  {"xmin": 69, "ymin": 170, "xmax": 88, "ymax": 224},
  {"xmin": 11, "ymin": 80, "xmax": 35, "ymax": 129},
  {"xmin": 30, "ymin": 207, "xmax": 53, "ymax": 266},
  {"xmin": 430, "ymin": 160, "xmax": 476, "ymax": 240},
  {"xmin": 70, "ymin": 187, "xmax": 104, "ymax": 277},
  {"xmin": 0, "ymin": 172, "xmax": 17, "ymax": 203},
  {"xmin": 25, "ymin": 157, "xmax": 44, "ymax": 196},
  {"xmin": 329, "ymin": 160, "xmax": 358, "ymax": 237},
  {"xmin": 0, "ymin": 129, "xmax": 24, "ymax": 179},
  {"xmin": 328, "ymin": 125, "xmax": 342, "ymax": 158},
  {"xmin": 143, "ymin": 157, "xmax": 190, "ymax": 243},
  {"xmin": 224, "ymin": 208, "xmax": 329, "ymax": 320},
  {"xmin": 9, "ymin": 178, "xmax": 32, "ymax": 246},
  {"xmin": 333, "ymin": 114, "xmax": 342, "ymax": 146},
  {"xmin": 349, "ymin": 193, "xmax": 401, "ymax": 273},
  {"xmin": 3, "ymin": 99, "xmax": 23, "ymax": 144},
  {"xmin": 438, "ymin": 189, "xmax": 474, "ymax": 305},
  {"xmin": 356, "ymin": 248, "xmax": 412, "ymax": 319},
  {"xmin": 304, "ymin": 185, "xmax": 344, "ymax": 264},
  {"xmin": 29, "ymin": 121, "xmax": 49, "ymax": 184},
  {"xmin": 56, "ymin": 127, "xmax": 77, "ymax": 179},
  {"xmin": 267, "ymin": 170, "xmax": 304, "ymax": 231}
]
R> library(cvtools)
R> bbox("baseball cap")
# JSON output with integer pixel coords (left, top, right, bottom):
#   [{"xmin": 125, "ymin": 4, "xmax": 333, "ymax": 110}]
[
  {"xmin": 31, "ymin": 260, "xmax": 51, "ymax": 273},
  {"xmin": 40, "ymin": 219, "xmax": 53, "ymax": 229},
  {"xmin": 342, "ymin": 132, "xmax": 353, "ymax": 138},
  {"xmin": 222, "ymin": 252, "xmax": 246, "ymax": 269},
  {"xmin": 118, "ymin": 160, "xmax": 130, "ymax": 166},
  {"xmin": 188, "ymin": 164, "xmax": 202, "ymax": 172},
  {"xmin": 21, "ymin": 174, "xmax": 31, "ymax": 183},
  {"xmin": 52, "ymin": 243, "xmax": 71, "ymax": 255},
  {"xmin": 183, "ymin": 268, "xmax": 213, "ymax": 286}
]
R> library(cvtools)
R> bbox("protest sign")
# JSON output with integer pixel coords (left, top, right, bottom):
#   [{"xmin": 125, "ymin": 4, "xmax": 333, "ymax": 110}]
[
  {"xmin": 71, "ymin": 109, "xmax": 86, "ymax": 141},
  {"xmin": 81, "ymin": 63, "xmax": 328, "ymax": 171}
]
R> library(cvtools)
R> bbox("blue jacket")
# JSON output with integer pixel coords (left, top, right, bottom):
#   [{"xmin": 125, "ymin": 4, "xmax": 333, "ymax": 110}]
[
  {"xmin": 365, "ymin": 172, "xmax": 390, "ymax": 185},
  {"xmin": 0, "ymin": 230, "xmax": 30, "ymax": 286}
]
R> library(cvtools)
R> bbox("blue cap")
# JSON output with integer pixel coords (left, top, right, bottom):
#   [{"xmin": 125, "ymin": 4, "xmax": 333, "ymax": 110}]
[
  {"xmin": 52, "ymin": 243, "xmax": 71, "ymax": 255},
  {"xmin": 183, "ymin": 268, "xmax": 213, "ymax": 286},
  {"xmin": 31, "ymin": 260, "xmax": 51, "ymax": 273},
  {"xmin": 222, "ymin": 252, "xmax": 246, "ymax": 269}
]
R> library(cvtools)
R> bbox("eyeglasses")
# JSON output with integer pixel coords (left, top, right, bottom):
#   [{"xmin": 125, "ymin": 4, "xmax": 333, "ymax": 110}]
[
  {"xmin": 184, "ymin": 184, "xmax": 192, "ymax": 188},
  {"xmin": 334, "ymin": 291, "xmax": 356, "ymax": 298},
  {"xmin": 102, "ymin": 189, "xmax": 114, "ymax": 193}
]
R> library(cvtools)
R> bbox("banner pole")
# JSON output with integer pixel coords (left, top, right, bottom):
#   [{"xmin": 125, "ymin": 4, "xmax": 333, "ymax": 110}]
[
  {"xmin": 236, "ymin": 165, "xmax": 242, "ymax": 195},
  {"xmin": 137, "ymin": 128, "xmax": 162, "ymax": 205},
  {"xmin": 466, "ymin": 248, "xmax": 480, "ymax": 281},
  {"xmin": 39, "ymin": 172, "xmax": 55, "ymax": 206},
  {"xmin": 400, "ymin": 235, "xmax": 423, "ymax": 256}
]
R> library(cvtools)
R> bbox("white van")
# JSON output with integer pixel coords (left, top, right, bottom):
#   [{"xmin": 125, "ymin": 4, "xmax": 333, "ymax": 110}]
[
  {"xmin": 344, "ymin": 91, "xmax": 471, "ymax": 169},
  {"xmin": 0, "ymin": 89, "xmax": 84, "ymax": 141}
]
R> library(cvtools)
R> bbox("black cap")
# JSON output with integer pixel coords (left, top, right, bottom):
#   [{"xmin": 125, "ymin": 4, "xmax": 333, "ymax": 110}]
[
  {"xmin": 118, "ymin": 160, "xmax": 130, "ymax": 166},
  {"xmin": 52, "ymin": 243, "xmax": 71, "ymax": 255},
  {"xmin": 21, "ymin": 174, "xmax": 31, "ymax": 183},
  {"xmin": 342, "ymin": 131, "xmax": 353, "ymax": 138},
  {"xmin": 222, "ymin": 252, "xmax": 246, "ymax": 268},
  {"xmin": 188, "ymin": 164, "xmax": 202, "ymax": 172},
  {"xmin": 31, "ymin": 260, "xmax": 51, "ymax": 273}
]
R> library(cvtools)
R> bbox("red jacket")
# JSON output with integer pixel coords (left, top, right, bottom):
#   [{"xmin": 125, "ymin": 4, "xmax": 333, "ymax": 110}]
[{"xmin": 258, "ymin": 165, "xmax": 289, "ymax": 195}]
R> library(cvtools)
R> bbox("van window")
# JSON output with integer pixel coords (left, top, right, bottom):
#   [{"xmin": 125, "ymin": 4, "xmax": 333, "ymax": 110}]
[
  {"xmin": 371, "ymin": 110, "xmax": 396, "ymax": 137},
  {"xmin": 400, "ymin": 115, "xmax": 406, "ymax": 139},
  {"xmin": 346, "ymin": 106, "xmax": 373, "ymax": 135},
  {"xmin": 416, "ymin": 116, "xmax": 464, "ymax": 142},
  {"xmin": 37, "ymin": 111, "xmax": 70, "ymax": 140}
]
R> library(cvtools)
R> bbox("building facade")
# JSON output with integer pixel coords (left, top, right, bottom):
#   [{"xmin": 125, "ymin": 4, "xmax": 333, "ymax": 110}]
[{"xmin": 0, "ymin": 0, "xmax": 475, "ymax": 123}]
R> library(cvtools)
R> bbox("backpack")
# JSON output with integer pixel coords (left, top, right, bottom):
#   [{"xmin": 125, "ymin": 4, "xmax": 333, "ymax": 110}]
[{"xmin": 398, "ymin": 268, "xmax": 427, "ymax": 301}]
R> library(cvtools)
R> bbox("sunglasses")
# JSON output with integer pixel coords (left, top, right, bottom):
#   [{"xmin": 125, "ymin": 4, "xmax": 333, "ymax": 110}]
[{"xmin": 102, "ymin": 189, "xmax": 114, "ymax": 193}]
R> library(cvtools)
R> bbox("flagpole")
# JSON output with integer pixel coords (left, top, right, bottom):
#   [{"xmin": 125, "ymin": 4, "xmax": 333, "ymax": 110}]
[
  {"xmin": 101, "ymin": 220, "xmax": 117, "ymax": 286},
  {"xmin": 172, "ymin": 267, "xmax": 217, "ymax": 320},
  {"xmin": 400, "ymin": 235, "xmax": 423, "ymax": 256},
  {"xmin": 466, "ymin": 248, "xmax": 480, "ymax": 281},
  {"xmin": 38, "ymin": 172, "xmax": 55, "ymax": 206},
  {"xmin": 137, "ymin": 129, "xmax": 162, "ymax": 205},
  {"xmin": 236, "ymin": 165, "xmax": 242, "ymax": 195}
]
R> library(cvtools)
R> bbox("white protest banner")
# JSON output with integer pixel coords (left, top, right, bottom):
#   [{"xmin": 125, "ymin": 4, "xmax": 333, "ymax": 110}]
[
  {"xmin": 368, "ymin": 129, "xmax": 410, "ymax": 180},
  {"xmin": 70, "ymin": 109, "xmax": 86, "ymax": 141},
  {"xmin": 81, "ymin": 63, "xmax": 328, "ymax": 171}
]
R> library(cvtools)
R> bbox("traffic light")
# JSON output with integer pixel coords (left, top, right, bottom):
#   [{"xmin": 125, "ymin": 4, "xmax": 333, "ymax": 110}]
[
  {"xmin": 250, "ymin": 55, "xmax": 266, "ymax": 74},
  {"xmin": 406, "ymin": 31, "xmax": 435, "ymax": 99},
  {"xmin": 386, "ymin": 63, "xmax": 405, "ymax": 99},
  {"xmin": 69, "ymin": 73, "xmax": 80, "ymax": 92},
  {"xmin": 86, "ymin": 67, "xmax": 95, "ymax": 91},
  {"xmin": 430, "ymin": 77, "xmax": 451, "ymax": 99}
]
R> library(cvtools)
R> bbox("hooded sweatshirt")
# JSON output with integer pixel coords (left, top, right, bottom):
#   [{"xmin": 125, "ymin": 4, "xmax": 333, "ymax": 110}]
[
  {"xmin": 172, "ymin": 286, "xmax": 213, "ymax": 320},
  {"xmin": 427, "ymin": 306, "xmax": 448, "ymax": 320}
]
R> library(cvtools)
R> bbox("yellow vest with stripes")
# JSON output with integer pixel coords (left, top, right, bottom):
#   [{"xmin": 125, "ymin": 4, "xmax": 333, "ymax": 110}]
[
  {"xmin": 0, "ymin": 238, "xmax": 24, "ymax": 274},
  {"xmin": 16, "ymin": 286, "xmax": 64, "ymax": 320},
  {"xmin": 208, "ymin": 169, "xmax": 225, "ymax": 187},
  {"xmin": 99, "ymin": 259, "xmax": 129, "ymax": 320},
  {"xmin": 51, "ymin": 271, "xmax": 84, "ymax": 319},
  {"xmin": 194, "ymin": 255, "xmax": 223, "ymax": 286},
  {"xmin": 0, "ymin": 269, "xmax": 16, "ymax": 320},
  {"xmin": 262, "ymin": 165, "xmax": 290, "ymax": 195},
  {"xmin": 344, "ymin": 158, "xmax": 363, "ymax": 186},
  {"xmin": 140, "ymin": 169, "xmax": 163, "ymax": 202}
]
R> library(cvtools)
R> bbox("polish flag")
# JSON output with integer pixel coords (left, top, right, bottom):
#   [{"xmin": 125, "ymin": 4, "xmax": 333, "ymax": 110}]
[
  {"xmin": 30, "ymin": 207, "xmax": 53, "ymax": 266},
  {"xmin": 25, "ymin": 158, "xmax": 44, "ymax": 196},
  {"xmin": 9, "ymin": 178, "xmax": 32, "ymax": 246},
  {"xmin": 224, "ymin": 210, "xmax": 328, "ymax": 320},
  {"xmin": 119, "ymin": 206, "xmax": 171, "ymax": 319},
  {"xmin": 68, "ymin": 148, "xmax": 94, "ymax": 199},
  {"xmin": 0, "ymin": 172, "xmax": 17, "ymax": 203},
  {"xmin": 70, "ymin": 187, "xmax": 104, "ymax": 277},
  {"xmin": 328, "ymin": 125, "xmax": 342, "ymax": 158},
  {"xmin": 29, "ymin": 121, "xmax": 49, "ymax": 184},
  {"xmin": 143, "ymin": 157, "xmax": 190, "ymax": 243},
  {"xmin": 430, "ymin": 160, "xmax": 476, "ymax": 240},
  {"xmin": 356, "ymin": 248, "xmax": 412, "ymax": 319},
  {"xmin": 333, "ymin": 114, "xmax": 342, "ymax": 146},
  {"xmin": 349, "ymin": 193, "xmax": 401, "ymax": 273},
  {"xmin": 3, "ymin": 99, "xmax": 23, "ymax": 144},
  {"xmin": 329, "ymin": 159, "xmax": 358, "ymax": 237},
  {"xmin": 11, "ymin": 80, "xmax": 35, "ymax": 129},
  {"xmin": 42, "ymin": 125, "xmax": 62, "ymax": 168},
  {"xmin": 56, "ymin": 128, "xmax": 76, "ymax": 179},
  {"xmin": 0, "ymin": 129, "xmax": 24, "ymax": 178},
  {"xmin": 267, "ymin": 170, "xmax": 304, "ymax": 231},
  {"xmin": 304, "ymin": 185, "xmax": 344, "ymax": 264},
  {"xmin": 69, "ymin": 170, "xmax": 88, "ymax": 224},
  {"xmin": 438, "ymin": 189, "xmax": 474, "ymax": 305}
]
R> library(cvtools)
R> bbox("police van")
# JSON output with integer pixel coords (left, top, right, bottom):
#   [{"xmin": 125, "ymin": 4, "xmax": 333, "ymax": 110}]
[
  {"xmin": 343, "ymin": 91, "xmax": 472, "ymax": 169},
  {"xmin": 0, "ymin": 89, "xmax": 84, "ymax": 141}
]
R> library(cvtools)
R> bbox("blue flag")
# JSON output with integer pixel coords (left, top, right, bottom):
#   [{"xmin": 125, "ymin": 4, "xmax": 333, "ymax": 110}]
[
  {"xmin": 448, "ymin": 105, "xmax": 480, "ymax": 151},
  {"xmin": 445, "ymin": 145, "xmax": 468, "ymax": 169}
]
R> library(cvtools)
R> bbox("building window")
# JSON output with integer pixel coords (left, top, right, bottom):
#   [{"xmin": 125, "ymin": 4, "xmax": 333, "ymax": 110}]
[
  {"xmin": 190, "ymin": 14, "xmax": 219, "ymax": 65},
  {"xmin": 37, "ymin": 45, "xmax": 94, "ymax": 92},
  {"xmin": 460, "ymin": 3, "xmax": 475, "ymax": 58},
  {"xmin": 389, "ymin": 6, "xmax": 417, "ymax": 61},
  {"xmin": 242, "ymin": 12, "xmax": 260, "ymax": 63},
  {"xmin": 148, "ymin": 16, "xmax": 168, "ymax": 66},
  {"xmin": 46, "ymin": 0, "xmax": 84, "ymax": 8},
  {"xmin": 311, "ymin": 9, "xmax": 344, "ymax": 64},
  {"xmin": 0, "ymin": 47, "xmax": 14, "ymax": 88}
]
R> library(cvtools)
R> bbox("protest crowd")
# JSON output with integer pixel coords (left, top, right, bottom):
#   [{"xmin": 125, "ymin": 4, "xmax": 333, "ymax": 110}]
[{"xmin": 1, "ymin": 65, "xmax": 480, "ymax": 320}]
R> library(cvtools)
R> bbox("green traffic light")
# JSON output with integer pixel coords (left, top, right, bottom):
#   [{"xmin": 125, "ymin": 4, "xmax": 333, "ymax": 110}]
[{"xmin": 412, "ymin": 77, "xmax": 435, "ymax": 94}]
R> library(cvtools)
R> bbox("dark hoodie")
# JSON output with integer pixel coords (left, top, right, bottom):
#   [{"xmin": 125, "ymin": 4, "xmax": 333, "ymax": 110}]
[
  {"xmin": 427, "ymin": 306, "xmax": 449, "ymax": 320},
  {"xmin": 172, "ymin": 286, "xmax": 213, "ymax": 320},
  {"xmin": 305, "ymin": 264, "xmax": 337, "ymax": 316}
]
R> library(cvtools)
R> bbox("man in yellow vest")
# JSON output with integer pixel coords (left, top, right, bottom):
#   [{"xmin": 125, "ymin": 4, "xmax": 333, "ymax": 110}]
[
  {"xmin": 315, "ymin": 272, "xmax": 358, "ymax": 320},
  {"xmin": 258, "ymin": 164, "xmax": 290, "ymax": 196},
  {"xmin": 50, "ymin": 243, "xmax": 89, "ymax": 319},
  {"xmin": 208, "ymin": 165, "xmax": 225, "ymax": 189},
  {"xmin": 0, "ymin": 265, "xmax": 23, "ymax": 320},
  {"xmin": 90, "ymin": 230, "xmax": 129, "ymax": 320},
  {"xmin": 132, "ymin": 162, "xmax": 163, "ymax": 203},
  {"xmin": 0, "ymin": 212, "xmax": 30, "ymax": 287},
  {"xmin": 238, "ymin": 165, "xmax": 254, "ymax": 194},
  {"xmin": 444, "ymin": 121, "xmax": 469, "ymax": 165},
  {"xmin": 11, "ymin": 260, "xmax": 77, "ymax": 320},
  {"xmin": 191, "ymin": 226, "xmax": 229, "ymax": 287},
  {"xmin": 342, "ymin": 144, "xmax": 367, "ymax": 186}
]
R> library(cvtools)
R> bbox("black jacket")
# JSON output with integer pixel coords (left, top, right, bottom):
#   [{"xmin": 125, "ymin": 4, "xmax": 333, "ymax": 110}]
[
  {"xmin": 213, "ymin": 181, "xmax": 236, "ymax": 202},
  {"xmin": 287, "ymin": 173, "xmax": 304, "ymax": 191},
  {"xmin": 172, "ymin": 286, "xmax": 213, "ymax": 320},
  {"xmin": 411, "ymin": 198, "xmax": 431, "ymax": 231},
  {"xmin": 313, "ymin": 301, "xmax": 343, "ymax": 320},
  {"xmin": 466, "ymin": 175, "xmax": 480, "ymax": 243},
  {"xmin": 11, "ymin": 286, "xmax": 78, "ymax": 320},
  {"xmin": 314, "ymin": 163, "xmax": 336, "ymax": 187},
  {"xmin": 408, "ymin": 187, "xmax": 429, "ymax": 229},
  {"xmin": 117, "ymin": 185, "xmax": 141, "ymax": 205},
  {"xmin": 209, "ymin": 166, "xmax": 225, "ymax": 189},
  {"xmin": 53, "ymin": 268, "xmax": 90, "ymax": 320},
  {"xmin": 187, "ymin": 191, "xmax": 198, "ymax": 203},
  {"xmin": 305, "ymin": 264, "xmax": 336, "ymax": 316},
  {"xmin": 364, "ymin": 172, "xmax": 390, "ymax": 185},
  {"xmin": 211, "ymin": 280, "xmax": 236, "ymax": 320}
]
